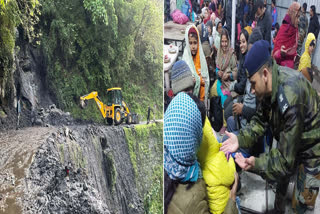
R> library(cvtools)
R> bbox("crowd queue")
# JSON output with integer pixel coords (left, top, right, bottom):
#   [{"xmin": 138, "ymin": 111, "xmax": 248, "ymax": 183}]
[{"xmin": 164, "ymin": 0, "xmax": 320, "ymax": 213}]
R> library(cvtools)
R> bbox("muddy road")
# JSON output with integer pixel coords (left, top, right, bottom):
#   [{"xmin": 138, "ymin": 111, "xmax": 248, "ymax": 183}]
[{"xmin": 0, "ymin": 127, "xmax": 56, "ymax": 214}]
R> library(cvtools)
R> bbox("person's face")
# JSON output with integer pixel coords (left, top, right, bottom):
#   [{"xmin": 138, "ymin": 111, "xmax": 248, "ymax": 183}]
[
  {"xmin": 189, "ymin": 35, "xmax": 198, "ymax": 56},
  {"xmin": 250, "ymin": 69, "xmax": 268, "ymax": 101},
  {"xmin": 207, "ymin": 26, "xmax": 212, "ymax": 34},
  {"xmin": 204, "ymin": 10, "xmax": 209, "ymax": 19},
  {"xmin": 217, "ymin": 23, "xmax": 222, "ymax": 34},
  {"xmin": 310, "ymin": 8, "xmax": 314, "ymax": 17},
  {"xmin": 221, "ymin": 34, "xmax": 229, "ymax": 53},
  {"xmin": 240, "ymin": 33, "xmax": 248, "ymax": 54},
  {"xmin": 309, "ymin": 44, "xmax": 315, "ymax": 55},
  {"xmin": 211, "ymin": 15, "xmax": 216, "ymax": 24},
  {"xmin": 256, "ymin": 7, "xmax": 261, "ymax": 17},
  {"xmin": 271, "ymin": 2, "xmax": 275, "ymax": 8}
]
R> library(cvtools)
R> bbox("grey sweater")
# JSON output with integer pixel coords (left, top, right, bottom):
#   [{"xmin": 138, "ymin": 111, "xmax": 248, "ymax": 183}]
[{"xmin": 240, "ymin": 80, "xmax": 256, "ymax": 128}]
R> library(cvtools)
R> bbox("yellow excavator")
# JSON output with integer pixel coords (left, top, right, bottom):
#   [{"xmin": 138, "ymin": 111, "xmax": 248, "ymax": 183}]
[{"xmin": 80, "ymin": 87, "xmax": 138, "ymax": 125}]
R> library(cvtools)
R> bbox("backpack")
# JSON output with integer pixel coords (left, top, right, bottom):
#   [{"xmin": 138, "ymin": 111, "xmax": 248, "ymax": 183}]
[{"xmin": 208, "ymin": 97, "xmax": 223, "ymax": 132}]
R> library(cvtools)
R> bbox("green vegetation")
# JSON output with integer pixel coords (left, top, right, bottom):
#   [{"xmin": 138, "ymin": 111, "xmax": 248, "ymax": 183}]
[
  {"xmin": 0, "ymin": 0, "xmax": 40, "ymax": 105},
  {"xmin": 104, "ymin": 150, "xmax": 117, "ymax": 193},
  {"xmin": 59, "ymin": 143, "xmax": 65, "ymax": 163},
  {"xmin": 124, "ymin": 122, "xmax": 163, "ymax": 214},
  {"xmin": 39, "ymin": 0, "xmax": 163, "ymax": 122},
  {"xmin": 69, "ymin": 140, "xmax": 86, "ymax": 169},
  {"xmin": 0, "ymin": 0, "xmax": 162, "ymax": 122}
]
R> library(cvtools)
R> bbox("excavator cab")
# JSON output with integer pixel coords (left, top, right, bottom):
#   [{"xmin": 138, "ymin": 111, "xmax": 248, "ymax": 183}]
[{"xmin": 106, "ymin": 88, "xmax": 122, "ymax": 106}]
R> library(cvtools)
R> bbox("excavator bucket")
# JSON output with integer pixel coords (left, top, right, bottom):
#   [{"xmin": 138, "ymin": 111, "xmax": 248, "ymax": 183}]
[{"xmin": 80, "ymin": 99, "xmax": 88, "ymax": 109}]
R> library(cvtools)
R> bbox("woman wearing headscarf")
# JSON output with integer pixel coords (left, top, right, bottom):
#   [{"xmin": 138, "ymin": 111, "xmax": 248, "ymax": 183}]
[
  {"xmin": 182, "ymin": 25, "xmax": 210, "ymax": 104},
  {"xmin": 210, "ymin": 28, "xmax": 237, "ymax": 134},
  {"xmin": 164, "ymin": 92, "xmax": 208, "ymax": 214},
  {"xmin": 272, "ymin": 2, "xmax": 301, "ymax": 69},
  {"xmin": 164, "ymin": 92, "xmax": 238, "ymax": 214}
]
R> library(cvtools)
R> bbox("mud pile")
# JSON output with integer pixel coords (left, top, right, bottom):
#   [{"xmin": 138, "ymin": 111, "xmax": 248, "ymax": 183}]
[{"xmin": 32, "ymin": 104, "xmax": 76, "ymax": 127}]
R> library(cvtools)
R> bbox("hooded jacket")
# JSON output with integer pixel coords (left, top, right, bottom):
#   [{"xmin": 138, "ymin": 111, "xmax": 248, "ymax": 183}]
[{"xmin": 298, "ymin": 33, "xmax": 316, "ymax": 71}]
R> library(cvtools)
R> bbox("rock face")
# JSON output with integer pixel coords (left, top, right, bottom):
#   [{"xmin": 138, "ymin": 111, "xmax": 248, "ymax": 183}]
[
  {"xmin": 0, "ymin": 41, "xmax": 53, "ymax": 131},
  {"xmin": 19, "ymin": 125, "xmax": 157, "ymax": 214}
]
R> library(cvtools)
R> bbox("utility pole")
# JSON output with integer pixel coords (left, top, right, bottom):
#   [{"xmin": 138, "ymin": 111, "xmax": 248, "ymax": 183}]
[{"xmin": 231, "ymin": 0, "xmax": 236, "ymax": 49}]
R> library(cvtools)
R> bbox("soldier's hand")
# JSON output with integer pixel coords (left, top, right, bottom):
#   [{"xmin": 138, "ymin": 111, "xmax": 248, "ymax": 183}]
[
  {"xmin": 220, "ymin": 131, "xmax": 239, "ymax": 154},
  {"xmin": 234, "ymin": 153, "xmax": 249, "ymax": 169},
  {"xmin": 235, "ymin": 153, "xmax": 255, "ymax": 170},
  {"xmin": 232, "ymin": 103, "xmax": 243, "ymax": 115}
]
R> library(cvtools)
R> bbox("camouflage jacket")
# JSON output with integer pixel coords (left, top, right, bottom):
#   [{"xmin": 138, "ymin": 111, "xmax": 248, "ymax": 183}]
[
  {"xmin": 298, "ymin": 13, "xmax": 309, "ymax": 43},
  {"xmin": 238, "ymin": 63, "xmax": 320, "ymax": 182}
]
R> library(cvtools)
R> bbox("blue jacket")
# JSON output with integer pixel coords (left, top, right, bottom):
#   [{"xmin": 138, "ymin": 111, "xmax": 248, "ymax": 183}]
[{"xmin": 271, "ymin": 7, "xmax": 277, "ymax": 28}]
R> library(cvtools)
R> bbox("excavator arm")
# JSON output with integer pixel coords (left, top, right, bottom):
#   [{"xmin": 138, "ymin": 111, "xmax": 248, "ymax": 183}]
[
  {"xmin": 121, "ymin": 101, "xmax": 130, "ymax": 114},
  {"xmin": 80, "ymin": 91, "xmax": 108, "ymax": 118}
]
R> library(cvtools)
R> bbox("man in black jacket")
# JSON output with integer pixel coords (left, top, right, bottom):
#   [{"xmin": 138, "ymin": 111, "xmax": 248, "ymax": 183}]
[
  {"xmin": 308, "ymin": 5, "xmax": 320, "ymax": 40},
  {"xmin": 255, "ymin": 0, "xmax": 272, "ymax": 46}
]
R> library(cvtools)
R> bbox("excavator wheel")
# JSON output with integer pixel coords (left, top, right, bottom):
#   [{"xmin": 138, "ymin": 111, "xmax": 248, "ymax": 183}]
[
  {"xmin": 114, "ymin": 108, "xmax": 122, "ymax": 125},
  {"xmin": 107, "ymin": 118, "xmax": 113, "ymax": 125},
  {"xmin": 126, "ymin": 114, "xmax": 132, "ymax": 124}
]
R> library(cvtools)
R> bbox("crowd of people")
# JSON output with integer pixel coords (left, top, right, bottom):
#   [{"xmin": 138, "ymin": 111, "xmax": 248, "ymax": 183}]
[{"xmin": 164, "ymin": 0, "xmax": 320, "ymax": 213}]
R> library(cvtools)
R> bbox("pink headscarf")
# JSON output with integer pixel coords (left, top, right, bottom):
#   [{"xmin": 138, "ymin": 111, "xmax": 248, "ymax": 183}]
[{"xmin": 288, "ymin": 2, "xmax": 301, "ymax": 28}]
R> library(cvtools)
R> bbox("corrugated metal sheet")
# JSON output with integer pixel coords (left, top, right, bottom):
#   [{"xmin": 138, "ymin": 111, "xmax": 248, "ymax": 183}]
[{"xmin": 297, "ymin": 0, "xmax": 320, "ymax": 11}]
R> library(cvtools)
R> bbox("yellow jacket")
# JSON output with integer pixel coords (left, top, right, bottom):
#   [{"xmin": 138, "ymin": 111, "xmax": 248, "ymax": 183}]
[
  {"xmin": 197, "ymin": 118, "xmax": 236, "ymax": 214},
  {"xmin": 298, "ymin": 33, "xmax": 316, "ymax": 71}
]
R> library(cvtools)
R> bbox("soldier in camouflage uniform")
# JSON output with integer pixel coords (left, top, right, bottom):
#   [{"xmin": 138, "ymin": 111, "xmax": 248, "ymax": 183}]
[
  {"xmin": 221, "ymin": 40, "xmax": 320, "ymax": 213},
  {"xmin": 298, "ymin": 3, "xmax": 309, "ymax": 56}
]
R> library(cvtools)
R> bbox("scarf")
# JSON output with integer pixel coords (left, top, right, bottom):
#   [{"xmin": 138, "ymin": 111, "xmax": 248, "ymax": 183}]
[
  {"xmin": 164, "ymin": 92, "xmax": 203, "ymax": 182},
  {"xmin": 216, "ymin": 38, "xmax": 235, "ymax": 90},
  {"xmin": 288, "ymin": 2, "xmax": 301, "ymax": 28},
  {"xmin": 182, "ymin": 25, "xmax": 210, "ymax": 102}
]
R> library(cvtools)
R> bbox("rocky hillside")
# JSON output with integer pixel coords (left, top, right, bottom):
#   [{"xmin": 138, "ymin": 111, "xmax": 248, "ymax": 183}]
[
  {"xmin": 0, "ymin": 122, "xmax": 163, "ymax": 214},
  {"xmin": 0, "ymin": 0, "xmax": 163, "ymax": 128}
]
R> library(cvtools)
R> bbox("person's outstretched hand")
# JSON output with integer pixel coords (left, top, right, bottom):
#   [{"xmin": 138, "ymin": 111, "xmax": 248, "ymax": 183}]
[
  {"xmin": 280, "ymin": 45, "xmax": 288, "ymax": 58},
  {"xmin": 220, "ymin": 131, "xmax": 239, "ymax": 154},
  {"xmin": 235, "ymin": 153, "xmax": 255, "ymax": 171}
]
